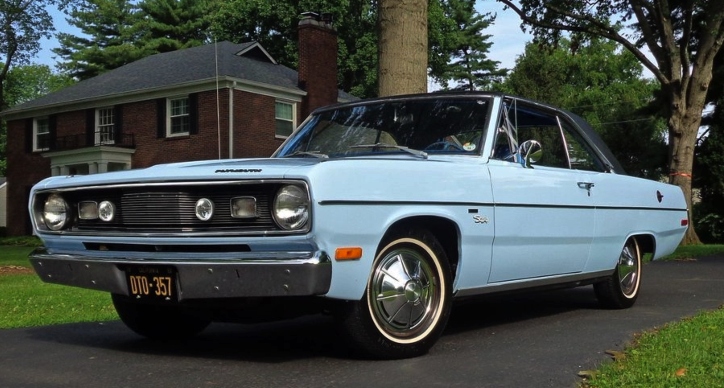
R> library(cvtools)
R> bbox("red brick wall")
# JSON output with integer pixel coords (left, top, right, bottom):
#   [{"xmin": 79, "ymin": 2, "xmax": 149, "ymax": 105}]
[
  {"xmin": 5, "ymin": 120, "xmax": 51, "ymax": 236},
  {"xmin": 128, "ymin": 90, "xmax": 232, "ymax": 168},
  {"xmin": 233, "ymin": 90, "xmax": 285, "ymax": 158},
  {"xmin": 298, "ymin": 19, "xmax": 339, "ymax": 118}
]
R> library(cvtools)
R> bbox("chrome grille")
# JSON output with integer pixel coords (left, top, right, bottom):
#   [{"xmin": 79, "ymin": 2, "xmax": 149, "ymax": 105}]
[{"xmin": 70, "ymin": 182, "xmax": 283, "ymax": 234}]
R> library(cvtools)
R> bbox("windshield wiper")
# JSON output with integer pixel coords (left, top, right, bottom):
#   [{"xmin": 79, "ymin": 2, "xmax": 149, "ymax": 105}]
[
  {"xmin": 350, "ymin": 143, "xmax": 428, "ymax": 159},
  {"xmin": 283, "ymin": 151, "xmax": 329, "ymax": 159}
]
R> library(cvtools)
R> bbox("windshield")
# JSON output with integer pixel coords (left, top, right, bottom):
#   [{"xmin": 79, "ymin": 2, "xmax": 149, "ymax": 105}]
[{"xmin": 275, "ymin": 97, "xmax": 492, "ymax": 158}]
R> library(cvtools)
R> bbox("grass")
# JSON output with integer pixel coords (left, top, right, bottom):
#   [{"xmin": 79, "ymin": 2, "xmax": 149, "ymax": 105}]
[
  {"xmin": 661, "ymin": 244, "xmax": 724, "ymax": 260},
  {"xmin": 584, "ymin": 308, "xmax": 724, "ymax": 387},
  {"xmin": 0, "ymin": 275, "xmax": 118, "ymax": 329},
  {"xmin": 0, "ymin": 244, "xmax": 117, "ymax": 329}
]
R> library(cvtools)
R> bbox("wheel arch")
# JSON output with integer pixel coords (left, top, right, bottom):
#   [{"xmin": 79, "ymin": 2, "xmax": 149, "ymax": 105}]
[
  {"xmin": 630, "ymin": 233, "xmax": 656, "ymax": 257},
  {"xmin": 380, "ymin": 216, "xmax": 461, "ymax": 281}
]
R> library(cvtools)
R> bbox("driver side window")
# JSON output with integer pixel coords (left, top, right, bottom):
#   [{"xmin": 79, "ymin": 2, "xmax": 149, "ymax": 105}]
[{"xmin": 494, "ymin": 101, "xmax": 604, "ymax": 172}]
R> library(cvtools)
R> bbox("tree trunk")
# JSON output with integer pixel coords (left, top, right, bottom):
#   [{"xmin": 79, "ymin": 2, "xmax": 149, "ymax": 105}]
[
  {"xmin": 377, "ymin": 0, "xmax": 428, "ymax": 96},
  {"xmin": 668, "ymin": 95, "xmax": 703, "ymax": 245}
]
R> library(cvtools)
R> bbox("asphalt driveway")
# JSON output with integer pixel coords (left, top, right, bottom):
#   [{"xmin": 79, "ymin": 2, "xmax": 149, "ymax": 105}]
[{"xmin": 1, "ymin": 256, "xmax": 723, "ymax": 388}]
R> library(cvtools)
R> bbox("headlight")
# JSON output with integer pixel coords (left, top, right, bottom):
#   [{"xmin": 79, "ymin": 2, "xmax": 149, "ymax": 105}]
[
  {"xmin": 195, "ymin": 198, "xmax": 214, "ymax": 221},
  {"xmin": 98, "ymin": 201, "xmax": 116, "ymax": 222},
  {"xmin": 43, "ymin": 194, "xmax": 69, "ymax": 231},
  {"xmin": 273, "ymin": 185, "xmax": 310, "ymax": 230}
]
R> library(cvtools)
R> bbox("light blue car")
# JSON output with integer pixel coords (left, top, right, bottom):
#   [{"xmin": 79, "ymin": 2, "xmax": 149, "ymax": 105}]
[{"xmin": 28, "ymin": 93, "xmax": 688, "ymax": 359}]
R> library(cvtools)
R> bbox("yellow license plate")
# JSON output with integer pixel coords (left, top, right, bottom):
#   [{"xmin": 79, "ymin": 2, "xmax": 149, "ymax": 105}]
[{"xmin": 125, "ymin": 266, "xmax": 177, "ymax": 301}]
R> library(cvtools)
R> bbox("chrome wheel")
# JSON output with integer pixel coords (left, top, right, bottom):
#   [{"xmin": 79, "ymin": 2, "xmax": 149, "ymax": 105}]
[
  {"xmin": 337, "ymin": 228, "xmax": 452, "ymax": 359},
  {"xmin": 594, "ymin": 237, "xmax": 642, "ymax": 309},
  {"xmin": 618, "ymin": 240, "xmax": 640, "ymax": 298},
  {"xmin": 369, "ymin": 242, "xmax": 442, "ymax": 342}
]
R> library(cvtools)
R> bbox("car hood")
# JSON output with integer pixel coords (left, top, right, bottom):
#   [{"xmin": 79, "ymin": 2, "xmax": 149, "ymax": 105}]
[{"xmin": 33, "ymin": 158, "xmax": 325, "ymax": 190}]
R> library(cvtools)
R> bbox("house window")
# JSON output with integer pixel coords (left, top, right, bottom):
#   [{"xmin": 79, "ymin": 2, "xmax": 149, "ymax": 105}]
[
  {"xmin": 275, "ymin": 101, "xmax": 295, "ymax": 137},
  {"xmin": 168, "ymin": 97, "xmax": 190, "ymax": 136},
  {"xmin": 96, "ymin": 107, "xmax": 115, "ymax": 145},
  {"xmin": 33, "ymin": 117, "xmax": 50, "ymax": 151}
]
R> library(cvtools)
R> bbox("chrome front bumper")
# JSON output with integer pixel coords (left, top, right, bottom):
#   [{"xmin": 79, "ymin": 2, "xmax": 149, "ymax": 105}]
[{"xmin": 29, "ymin": 247, "xmax": 332, "ymax": 300}]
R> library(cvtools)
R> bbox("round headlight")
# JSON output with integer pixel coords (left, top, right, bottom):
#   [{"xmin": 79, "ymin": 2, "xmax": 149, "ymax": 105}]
[
  {"xmin": 273, "ymin": 185, "xmax": 310, "ymax": 230},
  {"xmin": 195, "ymin": 198, "xmax": 214, "ymax": 221},
  {"xmin": 43, "ymin": 194, "xmax": 69, "ymax": 231},
  {"xmin": 98, "ymin": 201, "xmax": 116, "ymax": 222}
]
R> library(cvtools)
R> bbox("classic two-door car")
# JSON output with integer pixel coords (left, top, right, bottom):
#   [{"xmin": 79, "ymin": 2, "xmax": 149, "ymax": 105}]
[{"xmin": 28, "ymin": 92, "xmax": 688, "ymax": 359}]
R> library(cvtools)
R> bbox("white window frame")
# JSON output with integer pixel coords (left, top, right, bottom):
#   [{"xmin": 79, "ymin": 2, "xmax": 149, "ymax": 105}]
[
  {"xmin": 96, "ymin": 107, "xmax": 115, "ymax": 145},
  {"xmin": 275, "ymin": 100, "xmax": 296, "ymax": 138},
  {"xmin": 33, "ymin": 117, "xmax": 50, "ymax": 152},
  {"xmin": 167, "ymin": 96, "xmax": 190, "ymax": 137}
]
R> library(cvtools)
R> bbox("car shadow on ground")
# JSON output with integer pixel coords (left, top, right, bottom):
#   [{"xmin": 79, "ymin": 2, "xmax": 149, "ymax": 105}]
[{"xmin": 24, "ymin": 286, "xmax": 602, "ymax": 362}]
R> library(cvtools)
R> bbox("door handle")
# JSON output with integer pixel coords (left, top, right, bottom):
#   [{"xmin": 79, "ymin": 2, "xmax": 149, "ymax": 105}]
[{"xmin": 577, "ymin": 182, "xmax": 594, "ymax": 196}]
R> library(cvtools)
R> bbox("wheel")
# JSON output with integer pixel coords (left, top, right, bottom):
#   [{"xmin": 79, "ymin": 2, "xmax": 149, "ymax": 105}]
[
  {"xmin": 594, "ymin": 238, "xmax": 642, "ymax": 309},
  {"xmin": 111, "ymin": 294, "xmax": 211, "ymax": 340},
  {"xmin": 337, "ymin": 228, "xmax": 452, "ymax": 359}
]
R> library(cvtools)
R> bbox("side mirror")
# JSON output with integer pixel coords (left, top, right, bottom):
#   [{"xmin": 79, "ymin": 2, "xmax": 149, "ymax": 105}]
[{"xmin": 518, "ymin": 140, "xmax": 542, "ymax": 168}]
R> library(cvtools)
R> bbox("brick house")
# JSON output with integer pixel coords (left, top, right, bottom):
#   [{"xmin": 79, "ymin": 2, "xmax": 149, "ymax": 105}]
[{"xmin": 1, "ymin": 14, "xmax": 353, "ymax": 236}]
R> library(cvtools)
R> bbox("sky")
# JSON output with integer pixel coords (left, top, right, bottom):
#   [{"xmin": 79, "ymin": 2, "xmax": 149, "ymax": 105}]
[{"xmin": 32, "ymin": 1, "xmax": 533, "ymax": 74}]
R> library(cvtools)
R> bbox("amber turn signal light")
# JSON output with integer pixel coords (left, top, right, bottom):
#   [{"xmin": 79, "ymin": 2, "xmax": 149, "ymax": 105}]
[{"xmin": 335, "ymin": 247, "xmax": 363, "ymax": 261}]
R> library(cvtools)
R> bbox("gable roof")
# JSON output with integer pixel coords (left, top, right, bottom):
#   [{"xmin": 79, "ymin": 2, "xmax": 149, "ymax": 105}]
[{"xmin": 2, "ymin": 41, "xmax": 354, "ymax": 116}]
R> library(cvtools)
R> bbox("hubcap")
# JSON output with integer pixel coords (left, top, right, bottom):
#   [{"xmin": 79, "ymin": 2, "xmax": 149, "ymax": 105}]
[
  {"xmin": 618, "ymin": 242, "xmax": 640, "ymax": 297},
  {"xmin": 370, "ymin": 246, "xmax": 440, "ymax": 339}
]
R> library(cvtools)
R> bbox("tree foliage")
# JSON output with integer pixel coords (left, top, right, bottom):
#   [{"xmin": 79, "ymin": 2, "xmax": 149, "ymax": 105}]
[
  {"xmin": 55, "ymin": 0, "xmax": 219, "ymax": 80},
  {"xmin": 0, "ymin": 0, "xmax": 73, "ymax": 109},
  {"xmin": 428, "ymin": 0, "xmax": 504, "ymax": 90},
  {"xmin": 500, "ymin": 38, "xmax": 667, "ymax": 179},
  {"xmin": 212, "ymin": 0, "xmax": 379, "ymax": 97},
  {"xmin": 694, "ymin": 100, "xmax": 724, "ymax": 243},
  {"xmin": 52, "ymin": 0, "xmax": 502, "ymax": 98},
  {"xmin": 54, "ymin": 0, "xmax": 145, "ymax": 80},
  {"xmin": 137, "ymin": 0, "xmax": 219, "ymax": 53},
  {"xmin": 497, "ymin": 0, "xmax": 724, "ymax": 244}
]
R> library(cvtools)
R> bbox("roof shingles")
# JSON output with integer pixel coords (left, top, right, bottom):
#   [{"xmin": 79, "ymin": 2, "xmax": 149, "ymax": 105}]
[{"xmin": 3, "ymin": 41, "xmax": 306, "ymax": 114}]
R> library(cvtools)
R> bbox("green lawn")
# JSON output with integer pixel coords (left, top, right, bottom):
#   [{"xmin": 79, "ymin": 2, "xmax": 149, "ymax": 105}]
[{"xmin": 0, "ymin": 245, "xmax": 117, "ymax": 329}]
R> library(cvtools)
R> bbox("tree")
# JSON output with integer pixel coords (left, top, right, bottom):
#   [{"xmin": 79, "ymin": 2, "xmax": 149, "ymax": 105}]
[
  {"xmin": 54, "ymin": 0, "xmax": 145, "ymax": 80},
  {"xmin": 377, "ymin": 0, "xmax": 428, "ymax": 96},
  {"xmin": 500, "ymin": 37, "xmax": 668, "ymax": 179},
  {"xmin": 0, "ymin": 64, "xmax": 74, "ymax": 175},
  {"xmin": 498, "ymin": 0, "xmax": 724, "ymax": 245},
  {"xmin": 212, "ymin": 0, "xmax": 379, "ymax": 98},
  {"xmin": 55, "ymin": 0, "xmax": 219, "ymax": 80},
  {"xmin": 0, "ymin": 0, "xmax": 73, "ymax": 110},
  {"xmin": 694, "ymin": 109, "xmax": 724, "ymax": 243},
  {"xmin": 428, "ymin": 0, "xmax": 504, "ymax": 90},
  {"xmin": 137, "ymin": 0, "xmax": 219, "ymax": 53}
]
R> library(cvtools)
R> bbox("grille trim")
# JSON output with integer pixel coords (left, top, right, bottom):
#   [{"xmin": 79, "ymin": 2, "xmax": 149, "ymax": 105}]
[{"xmin": 35, "ymin": 180, "xmax": 311, "ymax": 236}]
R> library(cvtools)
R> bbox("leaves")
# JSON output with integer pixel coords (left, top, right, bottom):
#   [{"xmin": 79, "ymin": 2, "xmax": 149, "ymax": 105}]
[{"xmin": 605, "ymin": 349, "xmax": 626, "ymax": 362}]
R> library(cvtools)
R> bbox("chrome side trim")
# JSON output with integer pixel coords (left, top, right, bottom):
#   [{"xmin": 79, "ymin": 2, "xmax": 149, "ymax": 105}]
[
  {"xmin": 29, "ymin": 247, "xmax": 331, "ymax": 299},
  {"xmin": 454, "ymin": 270, "xmax": 612, "ymax": 298}
]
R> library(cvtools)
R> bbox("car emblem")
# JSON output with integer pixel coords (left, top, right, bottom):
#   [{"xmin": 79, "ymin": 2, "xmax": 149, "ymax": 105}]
[
  {"xmin": 473, "ymin": 215, "xmax": 489, "ymax": 224},
  {"xmin": 215, "ymin": 168, "xmax": 262, "ymax": 173}
]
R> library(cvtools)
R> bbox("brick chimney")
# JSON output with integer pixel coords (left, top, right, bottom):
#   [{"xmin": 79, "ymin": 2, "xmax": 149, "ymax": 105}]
[{"xmin": 298, "ymin": 12, "xmax": 338, "ymax": 119}]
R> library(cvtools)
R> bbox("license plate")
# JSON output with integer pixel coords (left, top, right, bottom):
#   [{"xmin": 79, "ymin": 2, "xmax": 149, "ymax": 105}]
[{"xmin": 124, "ymin": 266, "xmax": 178, "ymax": 302}]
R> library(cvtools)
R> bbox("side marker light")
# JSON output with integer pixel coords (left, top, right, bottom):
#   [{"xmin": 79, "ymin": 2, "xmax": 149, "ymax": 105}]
[{"xmin": 335, "ymin": 247, "xmax": 363, "ymax": 261}]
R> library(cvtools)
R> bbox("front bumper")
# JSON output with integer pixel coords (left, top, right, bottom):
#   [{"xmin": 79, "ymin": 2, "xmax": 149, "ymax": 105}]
[{"xmin": 29, "ymin": 247, "xmax": 332, "ymax": 300}]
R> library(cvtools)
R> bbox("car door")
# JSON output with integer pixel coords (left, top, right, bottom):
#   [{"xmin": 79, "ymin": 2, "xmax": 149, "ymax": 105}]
[{"xmin": 487, "ymin": 100, "xmax": 601, "ymax": 283}]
